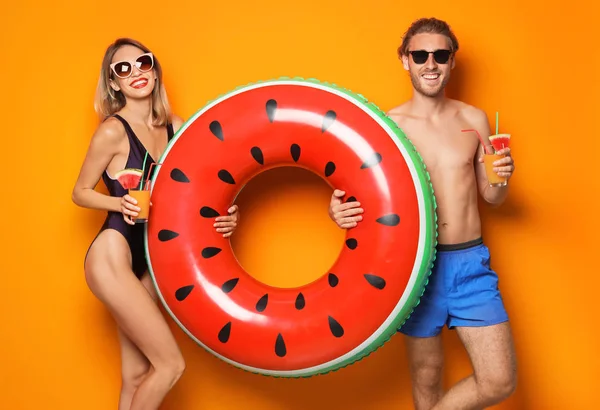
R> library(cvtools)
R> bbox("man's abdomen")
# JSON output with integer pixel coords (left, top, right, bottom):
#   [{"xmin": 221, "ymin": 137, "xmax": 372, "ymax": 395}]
[{"xmin": 431, "ymin": 178, "xmax": 482, "ymax": 245}]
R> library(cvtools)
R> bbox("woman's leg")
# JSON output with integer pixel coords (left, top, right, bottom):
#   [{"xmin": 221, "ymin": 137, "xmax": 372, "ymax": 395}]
[
  {"xmin": 85, "ymin": 230, "xmax": 185, "ymax": 410},
  {"xmin": 116, "ymin": 273, "xmax": 159, "ymax": 410},
  {"xmin": 117, "ymin": 327, "xmax": 149, "ymax": 410}
]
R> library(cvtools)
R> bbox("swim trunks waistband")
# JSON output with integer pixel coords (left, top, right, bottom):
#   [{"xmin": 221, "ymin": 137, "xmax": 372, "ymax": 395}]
[{"xmin": 437, "ymin": 237, "xmax": 483, "ymax": 252}]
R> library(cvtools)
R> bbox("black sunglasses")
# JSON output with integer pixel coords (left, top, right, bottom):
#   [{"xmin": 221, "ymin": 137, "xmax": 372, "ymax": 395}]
[{"xmin": 409, "ymin": 49, "xmax": 452, "ymax": 65}]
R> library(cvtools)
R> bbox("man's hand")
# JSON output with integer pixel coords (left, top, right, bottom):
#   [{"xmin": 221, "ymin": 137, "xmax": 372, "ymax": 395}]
[
  {"xmin": 478, "ymin": 147, "xmax": 515, "ymax": 180},
  {"xmin": 328, "ymin": 189, "xmax": 364, "ymax": 229}
]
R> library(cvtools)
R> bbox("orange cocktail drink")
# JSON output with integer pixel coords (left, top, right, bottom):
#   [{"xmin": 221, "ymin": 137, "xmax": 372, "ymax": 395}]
[
  {"xmin": 128, "ymin": 188, "xmax": 150, "ymax": 222},
  {"xmin": 483, "ymin": 133, "xmax": 511, "ymax": 187}
]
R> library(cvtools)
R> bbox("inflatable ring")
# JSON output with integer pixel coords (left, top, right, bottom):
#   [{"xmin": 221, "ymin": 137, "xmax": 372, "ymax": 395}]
[{"xmin": 146, "ymin": 78, "xmax": 437, "ymax": 377}]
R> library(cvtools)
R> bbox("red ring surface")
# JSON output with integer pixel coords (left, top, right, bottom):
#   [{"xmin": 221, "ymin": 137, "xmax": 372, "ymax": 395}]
[{"xmin": 147, "ymin": 83, "xmax": 421, "ymax": 372}]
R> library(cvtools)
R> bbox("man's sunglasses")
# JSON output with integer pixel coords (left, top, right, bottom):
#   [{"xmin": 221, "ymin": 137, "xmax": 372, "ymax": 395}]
[
  {"xmin": 409, "ymin": 49, "xmax": 452, "ymax": 65},
  {"xmin": 110, "ymin": 53, "xmax": 154, "ymax": 79}
]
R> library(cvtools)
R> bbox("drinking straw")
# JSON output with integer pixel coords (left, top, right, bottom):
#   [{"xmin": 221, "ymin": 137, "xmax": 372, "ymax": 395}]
[
  {"xmin": 495, "ymin": 111, "xmax": 499, "ymax": 135},
  {"xmin": 144, "ymin": 162, "xmax": 157, "ymax": 190},
  {"xmin": 461, "ymin": 129, "xmax": 493, "ymax": 154},
  {"xmin": 139, "ymin": 151, "xmax": 149, "ymax": 190}
]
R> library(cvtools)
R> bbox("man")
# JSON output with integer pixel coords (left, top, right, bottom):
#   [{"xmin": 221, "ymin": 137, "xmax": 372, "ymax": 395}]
[{"xmin": 328, "ymin": 17, "xmax": 517, "ymax": 410}]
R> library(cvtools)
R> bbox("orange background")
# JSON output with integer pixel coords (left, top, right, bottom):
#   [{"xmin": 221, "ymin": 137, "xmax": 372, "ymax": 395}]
[{"xmin": 1, "ymin": 1, "xmax": 598, "ymax": 409}]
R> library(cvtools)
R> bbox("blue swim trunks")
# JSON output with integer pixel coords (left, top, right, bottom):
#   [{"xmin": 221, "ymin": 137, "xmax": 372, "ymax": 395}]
[{"xmin": 399, "ymin": 237, "xmax": 509, "ymax": 337}]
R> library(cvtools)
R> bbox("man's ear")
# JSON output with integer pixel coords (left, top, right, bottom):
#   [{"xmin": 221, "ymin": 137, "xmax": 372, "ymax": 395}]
[{"xmin": 402, "ymin": 55, "xmax": 410, "ymax": 71}]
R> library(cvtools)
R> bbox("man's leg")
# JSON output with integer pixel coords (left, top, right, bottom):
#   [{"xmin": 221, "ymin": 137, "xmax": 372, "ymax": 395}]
[
  {"xmin": 398, "ymin": 248, "xmax": 449, "ymax": 409},
  {"xmin": 404, "ymin": 335, "xmax": 445, "ymax": 410},
  {"xmin": 432, "ymin": 322, "xmax": 517, "ymax": 410},
  {"xmin": 431, "ymin": 241, "xmax": 516, "ymax": 409}
]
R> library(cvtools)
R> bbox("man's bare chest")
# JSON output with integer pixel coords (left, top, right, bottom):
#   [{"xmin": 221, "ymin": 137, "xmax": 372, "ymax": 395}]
[{"xmin": 402, "ymin": 126, "xmax": 479, "ymax": 171}]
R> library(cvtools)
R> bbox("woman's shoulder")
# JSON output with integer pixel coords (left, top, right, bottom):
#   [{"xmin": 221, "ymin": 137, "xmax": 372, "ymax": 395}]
[
  {"xmin": 91, "ymin": 115, "xmax": 127, "ymax": 147},
  {"xmin": 170, "ymin": 113, "xmax": 185, "ymax": 132}
]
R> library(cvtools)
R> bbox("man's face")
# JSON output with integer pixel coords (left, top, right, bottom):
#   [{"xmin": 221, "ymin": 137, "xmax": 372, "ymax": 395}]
[{"xmin": 402, "ymin": 33, "xmax": 455, "ymax": 98}]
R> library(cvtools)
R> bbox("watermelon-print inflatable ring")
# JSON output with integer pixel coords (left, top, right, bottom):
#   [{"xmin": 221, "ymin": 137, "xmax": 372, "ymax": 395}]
[{"xmin": 145, "ymin": 78, "xmax": 437, "ymax": 378}]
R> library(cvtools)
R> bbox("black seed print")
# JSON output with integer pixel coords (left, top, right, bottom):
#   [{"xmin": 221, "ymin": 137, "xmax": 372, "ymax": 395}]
[
  {"xmin": 325, "ymin": 161, "xmax": 336, "ymax": 177},
  {"xmin": 175, "ymin": 285, "xmax": 194, "ymax": 301},
  {"xmin": 275, "ymin": 334, "xmax": 287, "ymax": 357},
  {"xmin": 345, "ymin": 238, "xmax": 358, "ymax": 250},
  {"xmin": 376, "ymin": 214, "xmax": 400, "ymax": 226},
  {"xmin": 202, "ymin": 247, "xmax": 222, "ymax": 258},
  {"xmin": 295, "ymin": 293, "xmax": 306, "ymax": 310},
  {"xmin": 256, "ymin": 294, "xmax": 269, "ymax": 312},
  {"xmin": 328, "ymin": 316, "xmax": 344, "ymax": 338},
  {"xmin": 210, "ymin": 120, "xmax": 223, "ymax": 141},
  {"xmin": 322, "ymin": 110, "xmax": 336, "ymax": 132},
  {"xmin": 328, "ymin": 273, "xmax": 339, "ymax": 287},
  {"xmin": 251, "ymin": 146, "xmax": 264, "ymax": 165},
  {"xmin": 221, "ymin": 278, "xmax": 239, "ymax": 293},
  {"xmin": 361, "ymin": 152, "xmax": 383, "ymax": 169},
  {"xmin": 170, "ymin": 168, "xmax": 190, "ymax": 183},
  {"xmin": 200, "ymin": 206, "xmax": 220, "ymax": 218},
  {"xmin": 290, "ymin": 144, "xmax": 301, "ymax": 162},
  {"xmin": 266, "ymin": 99, "xmax": 277, "ymax": 123},
  {"xmin": 218, "ymin": 322, "xmax": 231, "ymax": 343},
  {"xmin": 364, "ymin": 274, "xmax": 386, "ymax": 290},
  {"xmin": 218, "ymin": 169, "xmax": 235, "ymax": 184},
  {"xmin": 158, "ymin": 229, "xmax": 179, "ymax": 241}
]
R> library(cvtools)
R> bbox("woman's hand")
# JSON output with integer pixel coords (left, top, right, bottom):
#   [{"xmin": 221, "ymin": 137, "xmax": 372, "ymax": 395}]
[
  {"xmin": 120, "ymin": 194, "xmax": 141, "ymax": 225},
  {"xmin": 214, "ymin": 205, "xmax": 240, "ymax": 238}
]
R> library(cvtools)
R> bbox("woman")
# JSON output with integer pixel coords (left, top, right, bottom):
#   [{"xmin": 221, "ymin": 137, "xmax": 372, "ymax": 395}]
[{"xmin": 72, "ymin": 38, "xmax": 240, "ymax": 410}]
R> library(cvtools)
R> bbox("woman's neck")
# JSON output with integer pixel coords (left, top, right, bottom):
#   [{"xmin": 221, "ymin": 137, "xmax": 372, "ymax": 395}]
[{"xmin": 120, "ymin": 97, "xmax": 154, "ymax": 127}]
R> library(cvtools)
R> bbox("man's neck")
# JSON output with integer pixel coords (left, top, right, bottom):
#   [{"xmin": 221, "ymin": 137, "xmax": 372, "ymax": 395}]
[
  {"xmin": 121, "ymin": 98, "xmax": 155, "ymax": 127},
  {"xmin": 410, "ymin": 90, "xmax": 448, "ymax": 118}
]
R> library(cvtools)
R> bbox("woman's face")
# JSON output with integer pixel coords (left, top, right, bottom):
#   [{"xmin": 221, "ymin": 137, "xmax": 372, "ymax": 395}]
[{"xmin": 109, "ymin": 45, "xmax": 157, "ymax": 100}]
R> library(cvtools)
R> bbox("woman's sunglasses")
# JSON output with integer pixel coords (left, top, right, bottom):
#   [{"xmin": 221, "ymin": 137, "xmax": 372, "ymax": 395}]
[
  {"xmin": 409, "ymin": 49, "xmax": 452, "ymax": 65},
  {"xmin": 110, "ymin": 53, "xmax": 154, "ymax": 79}
]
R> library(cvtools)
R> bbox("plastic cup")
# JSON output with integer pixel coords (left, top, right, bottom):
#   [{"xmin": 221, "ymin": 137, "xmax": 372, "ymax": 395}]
[
  {"xmin": 128, "ymin": 188, "xmax": 151, "ymax": 223},
  {"xmin": 481, "ymin": 145, "xmax": 507, "ymax": 187}
]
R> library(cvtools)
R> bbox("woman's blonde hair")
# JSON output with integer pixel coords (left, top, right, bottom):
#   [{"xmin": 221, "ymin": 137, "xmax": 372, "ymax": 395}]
[{"xmin": 94, "ymin": 38, "xmax": 171, "ymax": 126}]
